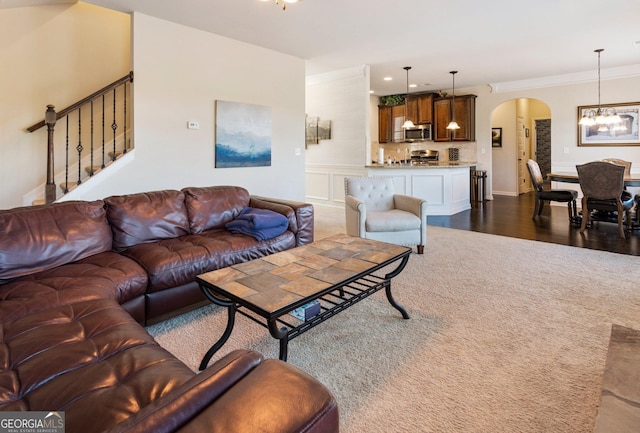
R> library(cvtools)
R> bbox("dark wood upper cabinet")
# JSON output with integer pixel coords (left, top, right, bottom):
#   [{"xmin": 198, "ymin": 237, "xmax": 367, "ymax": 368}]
[
  {"xmin": 405, "ymin": 97, "xmax": 418, "ymax": 125},
  {"xmin": 378, "ymin": 105, "xmax": 392, "ymax": 143},
  {"xmin": 416, "ymin": 93, "xmax": 433, "ymax": 124},
  {"xmin": 405, "ymin": 93, "xmax": 433, "ymax": 125},
  {"xmin": 433, "ymin": 95, "xmax": 476, "ymax": 142},
  {"xmin": 378, "ymin": 104, "xmax": 406, "ymax": 143}
]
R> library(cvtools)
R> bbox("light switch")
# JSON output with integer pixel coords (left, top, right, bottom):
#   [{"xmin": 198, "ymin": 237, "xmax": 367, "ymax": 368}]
[
  {"xmin": 294, "ymin": 147, "xmax": 301, "ymax": 156},
  {"xmin": 187, "ymin": 121, "xmax": 199, "ymax": 130}
]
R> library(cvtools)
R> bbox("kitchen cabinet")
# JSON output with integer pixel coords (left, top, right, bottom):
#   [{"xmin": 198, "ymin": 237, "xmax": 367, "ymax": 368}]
[
  {"xmin": 433, "ymin": 95, "xmax": 476, "ymax": 142},
  {"xmin": 416, "ymin": 93, "xmax": 434, "ymax": 124},
  {"xmin": 378, "ymin": 104, "xmax": 406, "ymax": 143},
  {"xmin": 406, "ymin": 93, "xmax": 434, "ymax": 125}
]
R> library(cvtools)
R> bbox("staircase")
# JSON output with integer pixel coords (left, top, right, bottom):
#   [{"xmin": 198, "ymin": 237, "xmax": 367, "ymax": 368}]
[{"xmin": 26, "ymin": 72, "xmax": 134, "ymax": 204}]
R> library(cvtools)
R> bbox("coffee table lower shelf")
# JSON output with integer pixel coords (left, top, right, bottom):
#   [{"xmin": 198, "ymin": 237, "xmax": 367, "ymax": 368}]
[{"xmin": 198, "ymin": 254, "xmax": 409, "ymax": 369}]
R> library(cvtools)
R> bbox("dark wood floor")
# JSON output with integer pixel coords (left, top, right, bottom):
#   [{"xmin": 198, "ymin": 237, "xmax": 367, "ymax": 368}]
[{"xmin": 428, "ymin": 192, "xmax": 640, "ymax": 256}]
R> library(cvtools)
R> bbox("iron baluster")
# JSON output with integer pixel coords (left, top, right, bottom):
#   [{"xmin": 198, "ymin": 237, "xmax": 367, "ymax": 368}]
[
  {"xmin": 64, "ymin": 116, "xmax": 69, "ymax": 194},
  {"xmin": 89, "ymin": 101, "xmax": 94, "ymax": 176},
  {"xmin": 101, "ymin": 95, "xmax": 105, "ymax": 169},
  {"xmin": 123, "ymin": 82, "xmax": 127, "ymax": 154},
  {"xmin": 76, "ymin": 107, "xmax": 83, "ymax": 185},
  {"xmin": 112, "ymin": 88, "xmax": 117, "ymax": 161}
]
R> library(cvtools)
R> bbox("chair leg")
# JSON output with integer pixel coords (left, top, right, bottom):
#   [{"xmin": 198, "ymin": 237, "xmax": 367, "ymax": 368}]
[
  {"xmin": 538, "ymin": 199, "xmax": 545, "ymax": 215},
  {"xmin": 566, "ymin": 202, "xmax": 572, "ymax": 222},
  {"xmin": 416, "ymin": 245, "xmax": 424, "ymax": 254},
  {"xmin": 580, "ymin": 197, "xmax": 589, "ymax": 233},
  {"xmin": 572, "ymin": 200, "xmax": 577, "ymax": 223},
  {"xmin": 618, "ymin": 211, "xmax": 626, "ymax": 239},
  {"xmin": 531, "ymin": 198, "xmax": 538, "ymax": 219}
]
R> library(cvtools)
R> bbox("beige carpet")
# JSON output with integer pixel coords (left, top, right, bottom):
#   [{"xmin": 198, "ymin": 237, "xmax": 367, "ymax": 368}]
[{"xmin": 148, "ymin": 226, "xmax": 640, "ymax": 433}]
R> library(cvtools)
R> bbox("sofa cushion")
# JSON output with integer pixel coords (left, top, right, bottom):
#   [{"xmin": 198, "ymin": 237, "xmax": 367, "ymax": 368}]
[
  {"xmin": 0, "ymin": 200, "xmax": 112, "ymax": 280},
  {"xmin": 182, "ymin": 186, "xmax": 250, "ymax": 234},
  {"xmin": 105, "ymin": 190, "xmax": 190, "ymax": 251},
  {"xmin": 0, "ymin": 252, "xmax": 148, "ymax": 323},
  {"xmin": 121, "ymin": 230, "xmax": 296, "ymax": 292},
  {"xmin": 0, "ymin": 298, "xmax": 197, "ymax": 433}
]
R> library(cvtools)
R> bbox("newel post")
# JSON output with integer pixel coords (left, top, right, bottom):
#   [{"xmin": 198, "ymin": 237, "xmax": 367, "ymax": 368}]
[{"xmin": 44, "ymin": 105, "xmax": 57, "ymax": 204}]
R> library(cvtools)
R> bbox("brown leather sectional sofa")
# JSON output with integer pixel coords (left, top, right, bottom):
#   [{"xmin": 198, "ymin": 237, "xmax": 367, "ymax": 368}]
[{"xmin": 0, "ymin": 186, "xmax": 339, "ymax": 433}]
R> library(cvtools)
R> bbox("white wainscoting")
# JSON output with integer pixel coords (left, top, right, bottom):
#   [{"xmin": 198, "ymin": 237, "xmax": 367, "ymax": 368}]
[
  {"xmin": 305, "ymin": 163, "xmax": 366, "ymax": 209},
  {"xmin": 366, "ymin": 166, "xmax": 471, "ymax": 215}
]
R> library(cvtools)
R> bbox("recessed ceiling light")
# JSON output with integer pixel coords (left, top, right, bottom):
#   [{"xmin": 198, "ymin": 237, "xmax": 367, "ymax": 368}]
[
  {"xmin": 634, "ymin": 41, "xmax": 640, "ymax": 48},
  {"xmin": 384, "ymin": 77, "xmax": 392, "ymax": 81},
  {"xmin": 370, "ymin": 90, "xmax": 375, "ymax": 94},
  {"xmin": 409, "ymin": 84, "xmax": 417, "ymax": 88}
]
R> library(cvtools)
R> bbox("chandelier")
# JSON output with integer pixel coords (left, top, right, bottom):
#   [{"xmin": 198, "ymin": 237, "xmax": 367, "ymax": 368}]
[
  {"xmin": 578, "ymin": 49, "xmax": 624, "ymax": 132},
  {"xmin": 261, "ymin": 0, "xmax": 301, "ymax": 10}
]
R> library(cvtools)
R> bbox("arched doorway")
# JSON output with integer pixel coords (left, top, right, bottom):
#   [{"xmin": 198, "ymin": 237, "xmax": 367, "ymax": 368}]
[{"xmin": 490, "ymin": 98, "xmax": 551, "ymax": 196}]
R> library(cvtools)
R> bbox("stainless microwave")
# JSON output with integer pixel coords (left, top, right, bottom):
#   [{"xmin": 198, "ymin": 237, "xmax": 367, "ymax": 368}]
[{"xmin": 404, "ymin": 125, "xmax": 432, "ymax": 142}]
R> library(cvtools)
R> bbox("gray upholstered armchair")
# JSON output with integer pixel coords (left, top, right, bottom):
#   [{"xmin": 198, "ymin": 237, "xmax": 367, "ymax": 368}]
[{"xmin": 344, "ymin": 176, "xmax": 427, "ymax": 254}]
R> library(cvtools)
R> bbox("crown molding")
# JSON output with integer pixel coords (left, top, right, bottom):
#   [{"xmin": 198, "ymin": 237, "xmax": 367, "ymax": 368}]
[
  {"xmin": 306, "ymin": 65, "xmax": 368, "ymax": 86},
  {"xmin": 0, "ymin": 0, "xmax": 76, "ymax": 7},
  {"xmin": 489, "ymin": 63, "xmax": 640, "ymax": 93}
]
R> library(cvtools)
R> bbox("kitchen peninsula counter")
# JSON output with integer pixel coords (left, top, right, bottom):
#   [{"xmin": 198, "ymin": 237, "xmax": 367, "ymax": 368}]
[
  {"xmin": 365, "ymin": 161, "xmax": 476, "ymax": 169},
  {"xmin": 366, "ymin": 162, "xmax": 476, "ymax": 215}
]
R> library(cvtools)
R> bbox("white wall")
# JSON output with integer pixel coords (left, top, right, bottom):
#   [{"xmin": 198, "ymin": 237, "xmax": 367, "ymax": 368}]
[
  {"xmin": 491, "ymin": 100, "xmax": 516, "ymax": 195},
  {"xmin": 305, "ymin": 66, "xmax": 370, "ymax": 208},
  {"xmin": 74, "ymin": 13, "xmax": 307, "ymax": 202},
  {"xmin": 468, "ymin": 74, "xmax": 640, "ymax": 198},
  {"xmin": 0, "ymin": 3, "xmax": 130, "ymax": 208},
  {"xmin": 0, "ymin": 7, "xmax": 306, "ymax": 208}
]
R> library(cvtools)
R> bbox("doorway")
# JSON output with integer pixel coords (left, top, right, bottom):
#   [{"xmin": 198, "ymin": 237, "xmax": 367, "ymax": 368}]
[
  {"xmin": 534, "ymin": 118, "xmax": 551, "ymax": 187},
  {"xmin": 491, "ymin": 98, "xmax": 551, "ymax": 197}
]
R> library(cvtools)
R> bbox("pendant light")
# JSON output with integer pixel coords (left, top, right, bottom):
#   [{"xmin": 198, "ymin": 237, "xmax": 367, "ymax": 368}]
[
  {"xmin": 402, "ymin": 66, "xmax": 415, "ymax": 129},
  {"xmin": 578, "ymin": 49, "xmax": 623, "ymax": 131},
  {"xmin": 446, "ymin": 71, "xmax": 460, "ymax": 130},
  {"xmin": 260, "ymin": 0, "xmax": 301, "ymax": 11}
]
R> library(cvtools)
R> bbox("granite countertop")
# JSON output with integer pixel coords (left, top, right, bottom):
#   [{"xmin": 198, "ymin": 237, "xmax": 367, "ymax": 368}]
[{"xmin": 366, "ymin": 161, "xmax": 477, "ymax": 168}]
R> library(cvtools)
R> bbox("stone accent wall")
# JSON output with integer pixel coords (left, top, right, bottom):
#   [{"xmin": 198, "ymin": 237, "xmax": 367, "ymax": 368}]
[{"xmin": 535, "ymin": 119, "xmax": 551, "ymax": 179}]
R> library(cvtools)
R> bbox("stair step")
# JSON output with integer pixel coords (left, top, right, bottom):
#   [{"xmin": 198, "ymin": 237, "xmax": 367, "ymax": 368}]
[
  {"xmin": 59, "ymin": 182, "xmax": 78, "ymax": 192},
  {"xmin": 108, "ymin": 150, "xmax": 125, "ymax": 159},
  {"xmin": 85, "ymin": 165, "xmax": 103, "ymax": 175}
]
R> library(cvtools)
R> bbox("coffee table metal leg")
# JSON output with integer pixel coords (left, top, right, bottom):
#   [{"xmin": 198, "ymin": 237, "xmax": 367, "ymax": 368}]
[
  {"xmin": 199, "ymin": 298, "xmax": 236, "ymax": 371},
  {"xmin": 384, "ymin": 254, "xmax": 410, "ymax": 319},
  {"xmin": 268, "ymin": 319, "xmax": 289, "ymax": 361}
]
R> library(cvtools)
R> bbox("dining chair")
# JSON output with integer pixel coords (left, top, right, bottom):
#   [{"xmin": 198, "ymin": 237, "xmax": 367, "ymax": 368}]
[
  {"xmin": 601, "ymin": 158, "xmax": 633, "ymax": 202},
  {"xmin": 526, "ymin": 159, "xmax": 578, "ymax": 222},
  {"xmin": 576, "ymin": 161, "xmax": 634, "ymax": 239},
  {"xmin": 344, "ymin": 176, "xmax": 427, "ymax": 253}
]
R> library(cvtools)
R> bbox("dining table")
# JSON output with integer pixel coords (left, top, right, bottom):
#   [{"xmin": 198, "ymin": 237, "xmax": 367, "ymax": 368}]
[
  {"xmin": 547, "ymin": 172, "xmax": 639, "ymax": 230},
  {"xmin": 548, "ymin": 172, "xmax": 640, "ymax": 187}
]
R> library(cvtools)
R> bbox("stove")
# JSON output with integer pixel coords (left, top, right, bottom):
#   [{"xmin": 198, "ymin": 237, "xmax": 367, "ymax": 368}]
[{"xmin": 410, "ymin": 150, "xmax": 439, "ymax": 165}]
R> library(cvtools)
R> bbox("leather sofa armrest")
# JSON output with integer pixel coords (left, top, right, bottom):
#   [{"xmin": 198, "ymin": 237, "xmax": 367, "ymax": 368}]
[
  {"xmin": 251, "ymin": 196, "xmax": 314, "ymax": 246},
  {"xmin": 104, "ymin": 350, "xmax": 264, "ymax": 433},
  {"xmin": 177, "ymin": 358, "xmax": 339, "ymax": 433}
]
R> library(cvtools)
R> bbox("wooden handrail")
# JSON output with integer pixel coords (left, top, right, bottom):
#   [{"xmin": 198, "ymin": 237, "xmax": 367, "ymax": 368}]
[{"xmin": 26, "ymin": 71, "xmax": 133, "ymax": 133}]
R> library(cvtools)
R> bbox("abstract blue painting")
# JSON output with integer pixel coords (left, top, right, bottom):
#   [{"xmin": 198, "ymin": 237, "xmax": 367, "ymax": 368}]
[{"xmin": 215, "ymin": 100, "xmax": 272, "ymax": 168}]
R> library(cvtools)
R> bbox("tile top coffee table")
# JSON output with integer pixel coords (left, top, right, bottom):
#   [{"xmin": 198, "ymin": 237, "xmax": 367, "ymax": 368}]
[{"xmin": 196, "ymin": 234, "xmax": 412, "ymax": 368}]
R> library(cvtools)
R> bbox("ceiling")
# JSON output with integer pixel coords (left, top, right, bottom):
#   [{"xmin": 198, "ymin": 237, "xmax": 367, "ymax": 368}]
[{"xmin": 83, "ymin": 0, "xmax": 640, "ymax": 96}]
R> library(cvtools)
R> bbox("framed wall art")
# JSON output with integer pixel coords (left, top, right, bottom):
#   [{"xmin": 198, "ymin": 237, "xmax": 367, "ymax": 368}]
[
  {"xmin": 305, "ymin": 116, "xmax": 318, "ymax": 147},
  {"xmin": 492, "ymin": 127, "xmax": 502, "ymax": 147},
  {"xmin": 215, "ymin": 100, "xmax": 272, "ymax": 168},
  {"xmin": 577, "ymin": 102, "xmax": 640, "ymax": 146}
]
